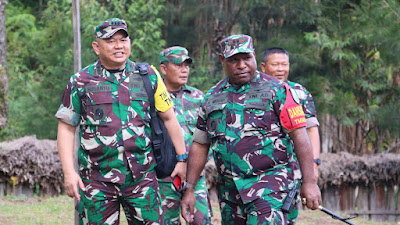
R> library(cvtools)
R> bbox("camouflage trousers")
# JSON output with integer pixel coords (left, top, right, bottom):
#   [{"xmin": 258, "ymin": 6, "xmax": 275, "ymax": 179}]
[
  {"xmin": 286, "ymin": 196, "xmax": 300, "ymax": 225},
  {"xmin": 159, "ymin": 176, "xmax": 213, "ymax": 225},
  {"xmin": 77, "ymin": 171, "xmax": 163, "ymax": 225},
  {"xmin": 217, "ymin": 179, "xmax": 290, "ymax": 225}
]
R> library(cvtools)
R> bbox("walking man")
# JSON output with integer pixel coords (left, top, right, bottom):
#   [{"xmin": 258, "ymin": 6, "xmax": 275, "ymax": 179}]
[
  {"xmin": 260, "ymin": 47, "xmax": 321, "ymax": 224},
  {"xmin": 181, "ymin": 34, "xmax": 321, "ymax": 224},
  {"xmin": 158, "ymin": 46, "xmax": 213, "ymax": 225},
  {"xmin": 56, "ymin": 18, "xmax": 186, "ymax": 224}
]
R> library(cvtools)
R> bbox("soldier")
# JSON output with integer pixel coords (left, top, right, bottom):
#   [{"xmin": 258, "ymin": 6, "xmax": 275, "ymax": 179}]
[
  {"xmin": 260, "ymin": 47, "xmax": 321, "ymax": 224},
  {"xmin": 56, "ymin": 18, "xmax": 187, "ymax": 224},
  {"xmin": 181, "ymin": 34, "xmax": 322, "ymax": 224},
  {"xmin": 158, "ymin": 46, "xmax": 213, "ymax": 224}
]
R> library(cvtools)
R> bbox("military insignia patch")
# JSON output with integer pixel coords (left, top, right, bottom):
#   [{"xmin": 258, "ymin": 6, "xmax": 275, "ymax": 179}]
[
  {"xmin": 289, "ymin": 88, "xmax": 300, "ymax": 105},
  {"xmin": 93, "ymin": 106, "xmax": 106, "ymax": 121},
  {"xmin": 110, "ymin": 20, "xmax": 122, "ymax": 26}
]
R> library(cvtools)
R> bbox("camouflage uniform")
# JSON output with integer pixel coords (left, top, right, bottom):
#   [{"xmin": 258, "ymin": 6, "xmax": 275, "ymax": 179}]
[
  {"xmin": 158, "ymin": 47, "xmax": 213, "ymax": 225},
  {"xmin": 56, "ymin": 18, "xmax": 172, "ymax": 225},
  {"xmin": 286, "ymin": 80, "xmax": 319, "ymax": 225},
  {"xmin": 192, "ymin": 35, "xmax": 307, "ymax": 225}
]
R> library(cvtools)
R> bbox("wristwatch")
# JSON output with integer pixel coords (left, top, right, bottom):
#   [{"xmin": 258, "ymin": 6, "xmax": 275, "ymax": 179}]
[
  {"xmin": 313, "ymin": 158, "xmax": 321, "ymax": 166},
  {"xmin": 176, "ymin": 153, "xmax": 188, "ymax": 162}
]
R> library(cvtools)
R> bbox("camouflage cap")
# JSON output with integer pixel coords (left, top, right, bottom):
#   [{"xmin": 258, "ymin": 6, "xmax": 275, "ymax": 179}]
[
  {"xmin": 220, "ymin": 34, "xmax": 254, "ymax": 58},
  {"xmin": 94, "ymin": 18, "xmax": 128, "ymax": 39},
  {"xmin": 160, "ymin": 46, "xmax": 192, "ymax": 64}
]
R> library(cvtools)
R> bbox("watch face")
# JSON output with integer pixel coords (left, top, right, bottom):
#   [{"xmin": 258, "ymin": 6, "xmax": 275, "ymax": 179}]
[{"xmin": 313, "ymin": 158, "xmax": 321, "ymax": 165}]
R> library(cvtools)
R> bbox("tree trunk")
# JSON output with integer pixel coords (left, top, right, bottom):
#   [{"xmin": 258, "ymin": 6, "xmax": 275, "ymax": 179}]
[{"xmin": 0, "ymin": 0, "xmax": 8, "ymax": 130}]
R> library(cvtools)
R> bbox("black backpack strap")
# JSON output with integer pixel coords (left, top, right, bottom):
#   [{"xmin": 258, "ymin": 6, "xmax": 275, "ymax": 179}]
[
  {"xmin": 136, "ymin": 63, "xmax": 163, "ymax": 150},
  {"xmin": 95, "ymin": 61, "xmax": 102, "ymax": 78}
]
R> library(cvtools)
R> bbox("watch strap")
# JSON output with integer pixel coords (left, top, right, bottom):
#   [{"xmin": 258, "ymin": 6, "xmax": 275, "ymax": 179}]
[
  {"xmin": 313, "ymin": 158, "xmax": 321, "ymax": 166},
  {"xmin": 176, "ymin": 153, "xmax": 188, "ymax": 161}
]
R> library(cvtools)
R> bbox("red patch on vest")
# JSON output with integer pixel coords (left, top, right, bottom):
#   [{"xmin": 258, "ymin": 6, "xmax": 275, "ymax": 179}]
[{"xmin": 280, "ymin": 84, "xmax": 307, "ymax": 131}]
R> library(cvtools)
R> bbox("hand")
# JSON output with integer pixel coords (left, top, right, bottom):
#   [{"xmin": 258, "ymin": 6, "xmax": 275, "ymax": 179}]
[
  {"xmin": 300, "ymin": 182, "xmax": 322, "ymax": 210},
  {"xmin": 170, "ymin": 161, "xmax": 186, "ymax": 182},
  {"xmin": 180, "ymin": 189, "xmax": 196, "ymax": 223},
  {"xmin": 63, "ymin": 171, "xmax": 85, "ymax": 201}
]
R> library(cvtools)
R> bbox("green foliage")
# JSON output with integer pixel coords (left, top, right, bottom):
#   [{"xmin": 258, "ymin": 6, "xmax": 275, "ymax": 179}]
[
  {"xmin": 3, "ymin": 0, "xmax": 74, "ymax": 140},
  {"xmin": 161, "ymin": 0, "xmax": 322, "ymax": 92},
  {"xmin": 4, "ymin": 3, "xmax": 41, "ymax": 139},
  {"xmin": 80, "ymin": 0, "xmax": 166, "ymax": 64},
  {"xmin": 161, "ymin": 0, "xmax": 400, "ymax": 152},
  {"xmin": 376, "ymin": 101, "xmax": 400, "ymax": 137},
  {"xmin": 303, "ymin": 0, "xmax": 400, "ymax": 150},
  {"xmin": 125, "ymin": 0, "xmax": 166, "ymax": 64},
  {"xmin": 188, "ymin": 61, "xmax": 222, "ymax": 94}
]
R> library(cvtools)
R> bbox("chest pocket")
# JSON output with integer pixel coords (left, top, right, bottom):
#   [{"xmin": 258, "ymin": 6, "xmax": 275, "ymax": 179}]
[
  {"xmin": 129, "ymin": 74, "xmax": 149, "ymax": 100},
  {"xmin": 128, "ymin": 74, "xmax": 150, "ymax": 121},
  {"xmin": 244, "ymin": 82, "xmax": 272, "ymax": 131},
  {"xmin": 82, "ymin": 84, "xmax": 113, "ymax": 126},
  {"xmin": 183, "ymin": 101, "xmax": 201, "ymax": 133},
  {"xmin": 205, "ymin": 92, "xmax": 228, "ymax": 139}
]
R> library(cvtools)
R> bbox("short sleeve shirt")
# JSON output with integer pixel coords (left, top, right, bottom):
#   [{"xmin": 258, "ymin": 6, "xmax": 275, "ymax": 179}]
[
  {"xmin": 55, "ymin": 59, "xmax": 173, "ymax": 184},
  {"xmin": 287, "ymin": 80, "xmax": 319, "ymax": 128},
  {"xmin": 169, "ymin": 85, "xmax": 204, "ymax": 153},
  {"xmin": 194, "ymin": 71, "xmax": 306, "ymax": 203}
]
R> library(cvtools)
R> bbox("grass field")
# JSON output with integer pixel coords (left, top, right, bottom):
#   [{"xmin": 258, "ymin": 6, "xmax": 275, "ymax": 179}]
[{"xmin": 0, "ymin": 195, "xmax": 398, "ymax": 225}]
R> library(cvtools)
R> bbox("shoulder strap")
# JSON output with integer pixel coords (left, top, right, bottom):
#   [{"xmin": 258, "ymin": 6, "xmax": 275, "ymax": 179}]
[
  {"xmin": 136, "ymin": 63, "xmax": 163, "ymax": 139},
  {"xmin": 95, "ymin": 61, "xmax": 102, "ymax": 77},
  {"xmin": 127, "ymin": 60, "xmax": 135, "ymax": 73}
]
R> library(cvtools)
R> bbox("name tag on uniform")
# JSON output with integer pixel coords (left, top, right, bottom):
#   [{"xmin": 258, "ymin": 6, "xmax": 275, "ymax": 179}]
[
  {"xmin": 249, "ymin": 82, "xmax": 271, "ymax": 92},
  {"xmin": 128, "ymin": 75, "xmax": 148, "ymax": 99},
  {"xmin": 245, "ymin": 101, "xmax": 268, "ymax": 110},
  {"xmin": 205, "ymin": 92, "xmax": 228, "ymax": 116},
  {"xmin": 86, "ymin": 84, "xmax": 112, "ymax": 93},
  {"xmin": 246, "ymin": 92, "xmax": 272, "ymax": 100},
  {"xmin": 245, "ymin": 82, "xmax": 272, "ymax": 110},
  {"xmin": 247, "ymin": 82, "xmax": 272, "ymax": 100},
  {"xmin": 184, "ymin": 102, "xmax": 201, "ymax": 111},
  {"xmin": 128, "ymin": 76, "xmax": 144, "ymax": 89},
  {"xmin": 207, "ymin": 92, "xmax": 229, "ymax": 106}
]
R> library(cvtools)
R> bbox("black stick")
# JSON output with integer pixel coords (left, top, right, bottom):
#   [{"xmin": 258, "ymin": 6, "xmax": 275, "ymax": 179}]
[{"xmin": 318, "ymin": 206, "xmax": 357, "ymax": 225}]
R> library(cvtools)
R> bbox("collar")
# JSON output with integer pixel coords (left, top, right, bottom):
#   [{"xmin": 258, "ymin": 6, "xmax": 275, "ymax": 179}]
[
  {"xmin": 95, "ymin": 59, "xmax": 134, "ymax": 77},
  {"xmin": 181, "ymin": 84, "xmax": 192, "ymax": 93},
  {"xmin": 94, "ymin": 60, "xmax": 135, "ymax": 84},
  {"xmin": 168, "ymin": 84, "xmax": 192, "ymax": 94}
]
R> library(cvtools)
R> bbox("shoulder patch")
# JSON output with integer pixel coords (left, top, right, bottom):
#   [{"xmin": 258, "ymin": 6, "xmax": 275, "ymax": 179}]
[{"xmin": 289, "ymin": 88, "xmax": 301, "ymax": 105}]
